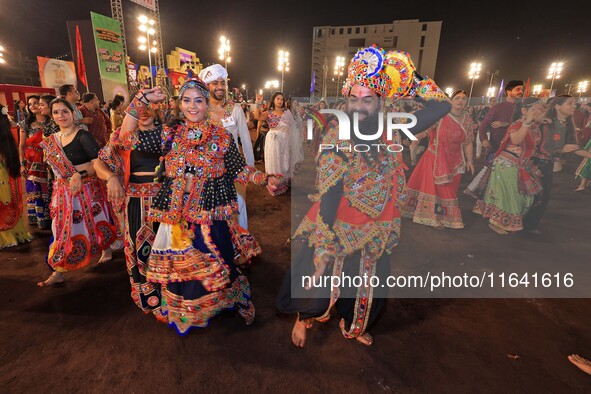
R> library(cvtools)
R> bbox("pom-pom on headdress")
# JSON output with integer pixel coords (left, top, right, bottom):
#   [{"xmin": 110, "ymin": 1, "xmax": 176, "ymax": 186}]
[{"xmin": 342, "ymin": 45, "xmax": 417, "ymax": 99}]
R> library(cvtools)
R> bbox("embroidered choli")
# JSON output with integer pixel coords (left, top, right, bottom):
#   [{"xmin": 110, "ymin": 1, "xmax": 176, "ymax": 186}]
[{"xmin": 149, "ymin": 120, "xmax": 257, "ymax": 225}]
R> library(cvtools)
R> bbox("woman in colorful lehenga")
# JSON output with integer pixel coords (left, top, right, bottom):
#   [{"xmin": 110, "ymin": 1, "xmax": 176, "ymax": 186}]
[
  {"xmin": 94, "ymin": 105, "xmax": 164, "ymax": 315},
  {"xmin": 0, "ymin": 105, "xmax": 34, "ymax": 249},
  {"xmin": 574, "ymin": 135, "xmax": 591, "ymax": 191},
  {"xmin": 37, "ymin": 98, "xmax": 117, "ymax": 287},
  {"xmin": 256, "ymin": 91, "xmax": 297, "ymax": 196},
  {"xmin": 401, "ymin": 90, "xmax": 476, "ymax": 229},
  {"xmin": 18, "ymin": 95, "xmax": 51, "ymax": 229},
  {"xmin": 473, "ymin": 99, "xmax": 546, "ymax": 234},
  {"xmin": 121, "ymin": 80, "xmax": 281, "ymax": 335}
]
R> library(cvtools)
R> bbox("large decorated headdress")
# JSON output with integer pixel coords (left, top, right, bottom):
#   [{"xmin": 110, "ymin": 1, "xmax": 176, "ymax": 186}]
[
  {"xmin": 342, "ymin": 45, "xmax": 445, "ymax": 100},
  {"xmin": 178, "ymin": 77, "xmax": 210, "ymax": 100},
  {"xmin": 342, "ymin": 45, "xmax": 416, "ymax": 98}
]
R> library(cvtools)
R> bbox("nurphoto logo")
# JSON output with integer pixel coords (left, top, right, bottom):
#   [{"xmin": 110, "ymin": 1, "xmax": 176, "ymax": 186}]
[{"xmin": 307, "ymin": 109, "xmax": 418, "ymax": 153}]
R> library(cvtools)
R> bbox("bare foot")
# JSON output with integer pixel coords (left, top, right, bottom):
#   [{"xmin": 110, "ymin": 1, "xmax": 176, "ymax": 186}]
[
  {"xmin": 568, "ymin": 354, "xmax": 591, "ymax": 375},
  {"xmin": 37, "ymin": 271, "xmax": 64, "ymax": 287},
  {"xmin": 98, "ymin": 248, "xmax": 113, "ymax": 264},
  {"xmin": 574, "ymin": 186, "xmax": 586, "ymax": 192},
  {"xmin": 489, "ymin": 223, "xmax": 509, "ymax": 235},
  {"xmin": 291, "ymin": 319, "xmax": 307, "ymax": 348}
]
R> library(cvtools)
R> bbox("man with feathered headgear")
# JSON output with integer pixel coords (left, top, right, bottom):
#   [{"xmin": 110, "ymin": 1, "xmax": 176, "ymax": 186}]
[
  {"xmin": 199, "ymin": 64, "xmax": 254, "ymax": 230},
  {"xmin": 277, "ymin": 45, "xmax": 451, "ymax": 347}
]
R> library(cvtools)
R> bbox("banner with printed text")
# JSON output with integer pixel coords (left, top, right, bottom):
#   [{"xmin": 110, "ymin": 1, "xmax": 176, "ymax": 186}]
[
  {"xmin": 90, "ymin": 12, "xmax": 129, "ymax": 102},
  {"xmin": 37, "ymin": 57, "xmax": 77, "ymax": 90}
]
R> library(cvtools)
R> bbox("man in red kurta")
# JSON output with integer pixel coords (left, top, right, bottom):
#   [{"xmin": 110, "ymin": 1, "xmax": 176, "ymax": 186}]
[{"xmin": 80, "ymin": 92, "xmax": 109, "ymax": 147}]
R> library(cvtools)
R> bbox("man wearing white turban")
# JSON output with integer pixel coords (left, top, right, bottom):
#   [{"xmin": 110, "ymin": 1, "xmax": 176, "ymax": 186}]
[{"xmin": 199, "ymin": 64, "xmax": 255, "ymax": 230}]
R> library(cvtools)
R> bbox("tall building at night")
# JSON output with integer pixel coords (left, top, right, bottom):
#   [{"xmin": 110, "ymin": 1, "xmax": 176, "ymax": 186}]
[{"xmin": 311, "ymin": 19, "xmax": 442, "ymax": 99}]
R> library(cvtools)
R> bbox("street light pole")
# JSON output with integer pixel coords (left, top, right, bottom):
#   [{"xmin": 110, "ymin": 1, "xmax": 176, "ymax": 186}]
[
  {"xmin": 138, "ymin": 15, "xmax": 157, "ymax": 88},
  {"xmin": 218, "ymin": 36, "xmax": 231, "ymax": 98},
  {"xmin": 487, "ymin": 70, "xmax": 498, "ymax": 90},
  {"xmin": 547, "ymin": 62, "xmax": 563, "ymax": 95},
  {"xmin": 278, "ymin": 50, "xmax": 289, "ymax": 92},
  {"xmin": 577, "ymin": 81, "xmax": 588, "ymax": 99},
  {"xmin": 334, "ymin": 56, "xmax": 345, "ymax": 98},
  {"xmin": 467, "ymin": 62, "xmax": 481, "ymax": 107}
]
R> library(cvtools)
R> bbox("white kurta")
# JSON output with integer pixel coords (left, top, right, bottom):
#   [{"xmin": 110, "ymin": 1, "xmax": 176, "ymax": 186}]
[{"xmin": 220, "ymin": 103, "xmax": 255, "ymax": 229}]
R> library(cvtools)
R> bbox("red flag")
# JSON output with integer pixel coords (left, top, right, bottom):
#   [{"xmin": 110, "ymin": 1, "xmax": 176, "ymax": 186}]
[
  {"xmin": 524, "ymin": 77, "xmax": 531, "ymax": 98},
  {"xmin": 75, "ymin": 25, "xmax": 88, "ymax": 89}
]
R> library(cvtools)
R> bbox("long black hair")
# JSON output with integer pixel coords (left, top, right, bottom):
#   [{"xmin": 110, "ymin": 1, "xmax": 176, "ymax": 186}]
[
  {"xmin": 14, "ymin": 99, "xmax": 25, "ymax": 120},
  {"xmin": 24, "ymin": 95, "xmax": 46, "ymax": 129},
  {"xmin": 545, "ymin": 95, "xmax": 576, "ymax": 139},
  {"xmin": 0, "ymin": 106, "xmax": 21, "ymax": 178}
]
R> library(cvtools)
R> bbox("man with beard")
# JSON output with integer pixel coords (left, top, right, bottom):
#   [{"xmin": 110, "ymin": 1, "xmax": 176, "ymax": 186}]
[
  {"xmin": 199, "ymin": 64, "xmax": 254, "ymax": 229},
  {"xmin": 277, "ymin": 46, "xmax": 450, "ymax": 348}
]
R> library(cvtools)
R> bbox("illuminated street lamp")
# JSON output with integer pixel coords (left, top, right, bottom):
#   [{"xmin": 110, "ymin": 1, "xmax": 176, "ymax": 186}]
[
  {"xmin": 264, "ymin": 80, "xmax": 279, "ymax": 90},
  {"xmin": 577, "ymin": 80, "xmax": 588, "ymax": 98},
  {"xmin": 0, "ymin": 45, "xmax": 5, "ymax": 64},
  {"xmin": 445, "ymin": 87, "xmax": 454, "ymax": 97},
  {"xmin": 263, "ymin": 80, "xmax": 279, "ymax": 101},
  {"xmin": 467, "ymin": 62, "xmax": 482, "ymax": 106},
  {"xmin": 277, "ymin": 50, "xmax": 289, "ymax": 92},
  {"xmin": 487, "ymin": 87, "xmax": 496, "ymax": 98},
  {"xmin": 334, "ymin": 55, "xmax": 345, "ymax": 98},
  {"xmin": 546, "ymin": 62, "xmax": 563, "ymax": 94},
  {"xmin": 218, "ymin": 36, "xmax": 231, "ymax": 71},
  {"xmin": 138, "ymin": 15, "xmax": 157, "ymax": 88},
  {"xmin": 532, "ymin": 84, "xmax": 542, "ymax": 97}
]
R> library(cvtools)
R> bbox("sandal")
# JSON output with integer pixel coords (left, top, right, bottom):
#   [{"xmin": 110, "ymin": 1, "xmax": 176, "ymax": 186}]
[
  {"xmin": 489, "ymin": 223, "xmax": 509, "ymax": 235},
  {"xmin": 339, "ymin": 318, "xmax": 374, "ymax": 346},
  {"xmin": 37, "ymin": 271, "xmax": 64, "ymax": 287}
]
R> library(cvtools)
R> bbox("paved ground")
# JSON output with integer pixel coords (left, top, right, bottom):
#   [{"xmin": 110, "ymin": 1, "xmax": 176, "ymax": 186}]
[{"xmin": 1, "ymin": 152, "xmax": 590, "ymax": 393}]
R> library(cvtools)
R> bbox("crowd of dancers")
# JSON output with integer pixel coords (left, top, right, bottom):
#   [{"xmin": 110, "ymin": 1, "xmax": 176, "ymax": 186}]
[{"xmin": 1, "ymin": 45, "xmax": 590, "ymax": 347}]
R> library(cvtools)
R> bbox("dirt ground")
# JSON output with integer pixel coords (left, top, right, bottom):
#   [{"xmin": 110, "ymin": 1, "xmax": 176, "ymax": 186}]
[{"xmin": 1, "ymin": 151, "xmax": 591, "ymax": 393}]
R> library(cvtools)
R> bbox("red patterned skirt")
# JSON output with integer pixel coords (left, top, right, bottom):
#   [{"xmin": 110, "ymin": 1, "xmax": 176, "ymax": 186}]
[
  {"xmin": 401, "ymin": 150, "xmax": 464, "ymax": 228},
  {"xmin": 47, "ymin": 177, "xmax": 117, "ymax": 271}
]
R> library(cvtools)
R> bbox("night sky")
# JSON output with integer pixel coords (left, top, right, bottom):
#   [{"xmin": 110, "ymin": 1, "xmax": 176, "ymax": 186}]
[{"xmin": 1, "ymin": 0, "xmax": 589, "ymax": 97}]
